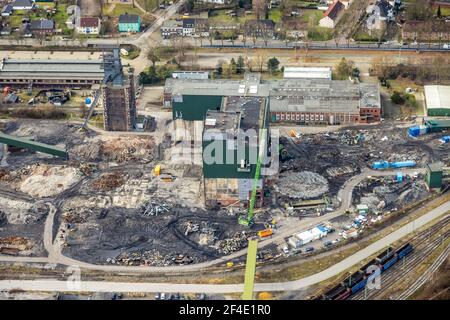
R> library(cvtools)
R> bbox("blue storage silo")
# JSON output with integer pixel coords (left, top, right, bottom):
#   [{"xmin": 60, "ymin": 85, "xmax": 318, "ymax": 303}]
[
  {"xmin": 390, "ymin": 161, "xmax": 416, "ymax": 168},
  {"xmin": 85, "ymin": 97, "xmax": 92, "ymax": 105},
  {"xmin": 372, "ymin": 161, "xmax": 389, "ymax": 169}
]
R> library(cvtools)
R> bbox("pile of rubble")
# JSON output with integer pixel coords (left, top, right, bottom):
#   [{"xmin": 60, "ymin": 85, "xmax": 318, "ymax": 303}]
[
  {"xmin": 0, "ymin": 201, "xmax": 48, "ymax": 225},
  {"xmin": 62, "ymin": 208, "xmax": 92, "ymax": 224},
  {"xmin": 91, "ymin": 172, "xmax": 125, "ymax": 191},
  {"xmin": 101, "ymin": 137, "xmax": 155, "ymax": 163},
  {"xmin": 213, "ymin": 231, "xmax": 249, "ymax": 255},
  {"xmin": 139, "ymin": 200, "xmax": 171, "ymax": 216},
  {"xmin": 277, "ymin": 171, "xmax": 329, "ymax": 199},
  {"xmin": 0, "ymin": 236, "xmax": 32, "ymax": 251},
  {"xmin": 109, "ymin": 249, "xmax": 196, "ymax": 267},
  {"xmin": 19, "ymin": 164, "xmax": 82, "ymax": 198}
]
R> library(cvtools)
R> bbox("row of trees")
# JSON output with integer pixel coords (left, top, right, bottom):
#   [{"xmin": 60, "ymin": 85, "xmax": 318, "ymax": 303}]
[{"xmin": 215, "ymin": 55, "xmax": 280, "ymax": 77}]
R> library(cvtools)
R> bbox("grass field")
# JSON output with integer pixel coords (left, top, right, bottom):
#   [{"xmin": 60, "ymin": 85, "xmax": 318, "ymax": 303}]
[
  {"xmin": 105, "ymin": 3, "xmax": 145, "ymax": 17},
  {"xmin": 269, "ymin": 8, "xmax": 282, "ymax": 23},
  {"xmin": 136, "ymin": 0, "xmax": 159, "ymax": 12},
  {"xmin": 301, "ymin": 9, "xmax": 323, "ymax": 24},
  {"xmin": 209, "ymin": 9, "xmax": 256, "ymax": 25},
  {"xmin": 307, "ymin": 27, "xmax": 333, "ymax": 41}
]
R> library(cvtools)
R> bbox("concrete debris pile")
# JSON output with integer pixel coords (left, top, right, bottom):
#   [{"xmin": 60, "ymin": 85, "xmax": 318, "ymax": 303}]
[
  {"xmin": 91, "ymin": 172, "xmax": 125, "ymax": 191},
  {"xmin": 213, "ymin": 231, "xmax": 249, "ymax": 255},
  {"xmin": 101, "ymin": 137, "xmax": 155, "ymax": 163},
  {"xmin": 19, "ymin": 164, "xmax": 82, "ymax": 198},
  {"xmin": 110, "ymin": 249, "xmax": 195, "ymax": 267},
  {"xmin": 62, "ymin": 208, "xmax": 92, "ymax": 224},
  {"xmin": 0, "ymin": 236, "xmax": 32, "ymax": 255},
  {"xmin": 139, "ymin": 200, "xmax": 171, "ymax": 216},
  {"xmin": 0, "ymin": 200, "xmax": 48, "ymax": 225},
  {"xmin": 325, "ymin": 166, "xmax": 357, "ymax": 178},
  {"xmin": 277, "ymin": 171, "xmax": 329, "ymax": 199},
  {"xmin": 354, "ymin": 175, "xmax": 428, "ymax": 213}
]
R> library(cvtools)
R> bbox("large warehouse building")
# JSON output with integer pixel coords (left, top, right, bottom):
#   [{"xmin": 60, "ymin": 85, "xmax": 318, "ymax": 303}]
[
  {"xmin": 0, "ymin": 58, "xmax": 105, "ymax": 87},
  {"xmin": 424, "ymin": 85, "xmax": 450, "ymax": 117},
  {"xmin": 164, "ymin": 74, "xmax": 381, "ymax": 125}
]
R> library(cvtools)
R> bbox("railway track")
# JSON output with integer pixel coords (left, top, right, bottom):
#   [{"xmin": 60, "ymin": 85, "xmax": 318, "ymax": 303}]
[
  {"xmin": 397, "ymin": 243, "xmax": 450, "ymax": 300},
  {"xmin": 350, "ymin": 216, "xmax": 450, "ymax": 300}
]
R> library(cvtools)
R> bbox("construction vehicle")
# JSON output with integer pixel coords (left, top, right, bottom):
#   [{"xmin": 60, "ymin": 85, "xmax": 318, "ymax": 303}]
[
  {"xmin": 159, "ymin": 174, "xmax": 174, "ymax": 182},
  {"xmin": 238, "ymin": 129, "xmax": 266, "ymax": 227},
  {"xmin": 288, "ymin": 129, "xmax": 299, "ymax": 138},
  {"xmin": 258, "ymin": 228, "xmax": 273, "ymax": 239},
  {"xmin": 154, "ymin": 164, "xmax": 161, "ymax": 176},
  {"xmin": 226, "ymin": 261, "xmax": 234, "ymax": 268}
]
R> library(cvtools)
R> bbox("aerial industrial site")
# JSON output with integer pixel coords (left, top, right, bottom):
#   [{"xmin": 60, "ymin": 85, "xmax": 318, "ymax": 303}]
[{"xmin": 0, "ymin": 0, "xmax": 449, "ymax": 304}]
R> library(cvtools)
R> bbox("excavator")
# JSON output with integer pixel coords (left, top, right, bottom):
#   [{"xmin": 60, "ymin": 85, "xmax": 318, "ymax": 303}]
[{"xmin": 238, "ymin": 128, "xmax": 267, "ymax": 227}]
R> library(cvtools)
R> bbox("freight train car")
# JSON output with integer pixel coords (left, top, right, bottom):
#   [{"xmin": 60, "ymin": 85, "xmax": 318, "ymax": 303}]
[{"xmin": 314, "ymin": 243, "xmax": 414, "ymax": 300}]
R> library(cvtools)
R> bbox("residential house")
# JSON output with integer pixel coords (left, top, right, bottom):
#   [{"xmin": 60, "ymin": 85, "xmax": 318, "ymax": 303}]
[
  {"xmin": 30, "ymin": 19, "xmax": 54, "ymax": 35},
  {"xmin": 182, "ymin": 18, "xmax": 195, "ymax": 36},
  {"xmin": 1, "ymin": 4, "xmax": 12, "ymax": 16},
  {"xmin": 161, "ymin": 19, "xmax": 182, "ymax": 38},
  {"xmin": 118, "ymin": 14, "xmax": 141, "ymax": 33},
  {"xmin": 194, "ymin": 18, "xmax": 209, "ymax": 37},
  {"xmin": 11, "ymin": 0, "xmax": 34, "ymax": 10},
  {"xmin": 366, "ymin": 0, "xmax": 394, "ymax": 30},
  {"xmin": 319, "ymin": 1, "xmax": 345, "ymax": 28},
  {"xmin": 402, "ymin": 20, "xmax": 450, "ymax": 42},
  {"xmin": 244, "ymin": 20, "xmax": 275, "ymax": 38},
  {"xmin": 77, "ymin": 16, "xmax": 101, "ymax": 35},
  {"xmin": 283, "ymin": 19, "xmax": 308, "ymax": 39}
]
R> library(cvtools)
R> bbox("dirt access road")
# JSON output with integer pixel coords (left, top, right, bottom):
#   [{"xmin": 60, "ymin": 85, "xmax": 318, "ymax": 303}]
[
  {"xmin": 0, "ymin": 202, "xmax": 448, "ymax": 294},
  {"xmin": 0, "ymin": 168, "xmax": 426, "ymax": 273}
]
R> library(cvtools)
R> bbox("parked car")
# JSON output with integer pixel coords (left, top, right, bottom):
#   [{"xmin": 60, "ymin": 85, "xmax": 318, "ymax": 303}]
[
  {"xmin": 160, "ymin": 292, "xmax": 166, "ymax": 300},
  {"xmin": 323, "ymin": 241, "xmax": 332, "ymax": 248},
  {"xmin": 282, "ymin": 245, "xmax": 289, "ymax": 254},
  {"xmin": 154, "ymin": 292, "xmax": 160, "ymax": 300},
  {"xmin": 443, "ymin": 43, "xmax": 450, "ymax": 49},
  {"xmin": 305, "ymin": 247, "xmax": 314, "ymax": 252}
]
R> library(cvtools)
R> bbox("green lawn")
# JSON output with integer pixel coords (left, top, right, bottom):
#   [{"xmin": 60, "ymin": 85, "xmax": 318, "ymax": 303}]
[
  {"xmin": 53, "ymin": 4, "xmax": 71, "ymax": 35},
  {"xmin": 301, "ymin": 9, "xmax": 323, "ymax": 25},
  {"xmin": 35, "ymin": 2, "xmax": 55, "ymax": 8},
  {"xmin": 8, "ymin": 15, "xmax": 23, "ymax": 28},
  {"xmin": 269, "ymin": 8, "xmax": 282, "ymax": 23},
  {"xmin": 209, "ymin": 9, "xmax": 256, "ymax": 25},
  {"xmin": 136, "ymin": 0, "xmax": 159, "ymax": 12},
  {"xmin": 105, "ymin": 3, "xmax": 145, "ymax": 17},
  {"xmin": 436, "ymin": 7, "xmax": 450, "ymax": 16},
  {"xmin": 307, "ymin": 27, "xmax": 333, "ymax": 41}
]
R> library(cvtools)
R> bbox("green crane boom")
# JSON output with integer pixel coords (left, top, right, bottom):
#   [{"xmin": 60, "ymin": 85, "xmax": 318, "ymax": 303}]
[{"xmin": 239, "ymin": 128, "xmax": 267, "ymax": 227}]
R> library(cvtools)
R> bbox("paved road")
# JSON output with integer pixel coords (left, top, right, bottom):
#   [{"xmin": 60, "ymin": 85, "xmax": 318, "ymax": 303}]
[
  {"xmin": 0, "ymin": 168, "xmax": 426, "ymax": 274},
  {"xmin": 0, "ymin": 201, "xmax": 448, "ymax": 294}
]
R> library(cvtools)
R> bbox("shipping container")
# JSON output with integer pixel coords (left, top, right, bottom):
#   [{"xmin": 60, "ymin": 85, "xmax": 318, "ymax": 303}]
[{"xmin": 390, "ymin": 161, "xmax": 416, "ymax": 168}]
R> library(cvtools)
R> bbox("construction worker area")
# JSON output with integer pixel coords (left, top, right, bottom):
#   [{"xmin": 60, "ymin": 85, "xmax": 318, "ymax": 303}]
[{"xmin": 0, "ymin": 114, "xmax": 449, "ymax": 267}]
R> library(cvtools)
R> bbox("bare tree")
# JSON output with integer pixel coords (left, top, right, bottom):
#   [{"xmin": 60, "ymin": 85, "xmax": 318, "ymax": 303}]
[{"xmin": 253, "ymin": 0, "xmax": 267, "ymax": 20}]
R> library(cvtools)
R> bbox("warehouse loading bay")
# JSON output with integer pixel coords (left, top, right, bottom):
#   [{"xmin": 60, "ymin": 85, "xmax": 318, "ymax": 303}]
[{"xmin": 0, "ymin": 100, "xmax": 449, "ymax": 269}]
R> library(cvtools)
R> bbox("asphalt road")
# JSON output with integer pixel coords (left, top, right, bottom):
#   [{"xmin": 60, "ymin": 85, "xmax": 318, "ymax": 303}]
[{"xmin": 0, "ymin": 201, "xmax": 448, "ymax": 294}]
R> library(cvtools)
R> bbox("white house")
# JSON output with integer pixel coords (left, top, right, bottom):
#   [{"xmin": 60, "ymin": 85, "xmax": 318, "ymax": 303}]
[
  {"xmin": 366, "ymin": 0, "xmax": 394, "ymax": 30},
  {"xmin": 77, "ymin": 17, "xmax": 101, "ymax": 35},
  {"xmin": 319, "ymin": 1, "xmax": 345, "ymax": 28}
]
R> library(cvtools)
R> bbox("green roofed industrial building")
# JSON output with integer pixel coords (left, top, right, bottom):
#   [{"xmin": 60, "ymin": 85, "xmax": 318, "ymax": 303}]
[
  {"xmin": 164, "ymin": 72, "xmax": 380, "ymax": 207},
  {"xmin": 424, "ymin": 85, "xmax": 450, "ymax": 117}
]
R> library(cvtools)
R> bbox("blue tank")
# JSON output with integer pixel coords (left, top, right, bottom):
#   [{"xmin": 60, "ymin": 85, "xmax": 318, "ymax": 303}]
[
  {"xmin": 85, "ymin": 97, "xmax": 92, "ymax": 105},
  {"xmin": 372, "ymin": 161, "xmax": 389, "ymax": 169},
  {"xmin": 390, "ymin": 161, "xmax": 416, "ymax": 168}
]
